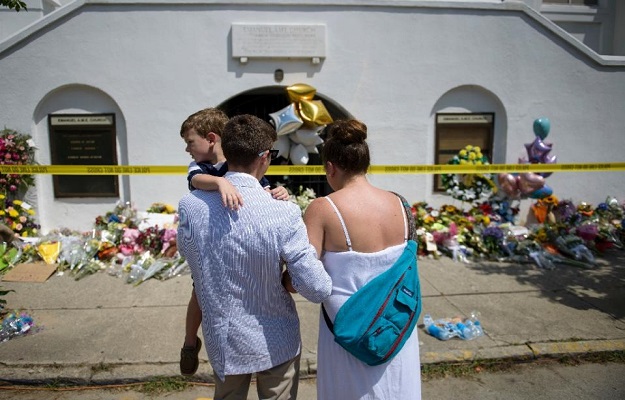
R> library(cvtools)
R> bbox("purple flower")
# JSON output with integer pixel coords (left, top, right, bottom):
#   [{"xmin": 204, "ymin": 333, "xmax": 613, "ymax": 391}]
[{"xmin": 482, "ymin": 226, "xmax": 503, "ymax": 240}]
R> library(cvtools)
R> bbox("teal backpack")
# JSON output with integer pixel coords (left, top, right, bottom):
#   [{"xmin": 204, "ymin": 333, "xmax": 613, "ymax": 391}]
[{"xmin": 322, "ymin": 239, "xmax": 421, "ymax": 366}]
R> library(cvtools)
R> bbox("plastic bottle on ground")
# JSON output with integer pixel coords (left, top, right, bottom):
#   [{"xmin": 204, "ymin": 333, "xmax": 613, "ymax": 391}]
[{"xmin": 423, "ymin": 314, "xmax": 455, "ymax": 341}]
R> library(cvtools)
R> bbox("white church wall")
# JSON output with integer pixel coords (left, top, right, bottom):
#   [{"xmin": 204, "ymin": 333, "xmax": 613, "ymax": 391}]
[{"xmin": 0, "ymin": 1, "xmax": 623, "ymax": 232}]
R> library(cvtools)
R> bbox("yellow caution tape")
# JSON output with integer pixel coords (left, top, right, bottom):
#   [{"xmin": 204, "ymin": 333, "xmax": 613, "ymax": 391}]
[{"xmin": 0, "ymin": 163, "xmax": 624, "ymax": 175}]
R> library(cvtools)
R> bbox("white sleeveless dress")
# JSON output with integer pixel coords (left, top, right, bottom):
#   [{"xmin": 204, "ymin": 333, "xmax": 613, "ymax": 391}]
[{"xmin": 316, "ymin": 197, "xmax": 422, "ymax": 400}]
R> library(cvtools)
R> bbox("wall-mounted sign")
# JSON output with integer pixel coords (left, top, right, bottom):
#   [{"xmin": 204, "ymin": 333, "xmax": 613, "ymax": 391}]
[
  {"xmin": 437, "ymin": 114, "xmax": 493, "ymax": 124},
  {"xmin": 232, "ymin": 23, "xmax": 326, "ymax": 63},
  {"xmin": 48, "ymin": 113, "xmax": 119, "ymax": 198}
]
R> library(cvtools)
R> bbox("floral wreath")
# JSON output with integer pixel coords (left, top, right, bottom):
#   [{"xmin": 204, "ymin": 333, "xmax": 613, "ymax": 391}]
[
  {"xmin": 441, "ymin": 145, "xmax": 497, "ymax": 203},
  {"xmin": 0, "ymin": 128, "xmax": 37, "ymax": 197}
]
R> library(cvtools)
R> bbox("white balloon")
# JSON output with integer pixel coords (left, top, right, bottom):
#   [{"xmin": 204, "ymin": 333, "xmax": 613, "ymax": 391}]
[
  {"xmin": 290, "ymin": 143, "xmax": 309, "ymax": 165},
  {"xmin": 274, "ymin": 135, "xmax": 291, "ymax": 159},
  {"xmin": 294, "ymin": 127, "xmax": 324, "ymax": 146},
  {"xmin": 304, "ymin": 144, "xmax": 320, "ymax": 154},
  {"xmin": 288, "ymin": 131, "xmax": 303, "ymax": 145}
]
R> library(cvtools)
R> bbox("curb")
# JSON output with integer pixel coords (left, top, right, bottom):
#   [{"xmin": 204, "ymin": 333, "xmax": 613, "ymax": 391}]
[
  {"xmin": 1, "ymin": 340, "xmax": 624, "ymax": 386},
  {"xmin": 421, "ymin": 338, "xmax": 625, "ymax": 365}
]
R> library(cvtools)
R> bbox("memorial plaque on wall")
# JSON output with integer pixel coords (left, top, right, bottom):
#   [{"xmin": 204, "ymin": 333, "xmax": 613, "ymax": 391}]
[{"xmin": 48, "ymin": 114, "xmax": 119, "ymax": 198}]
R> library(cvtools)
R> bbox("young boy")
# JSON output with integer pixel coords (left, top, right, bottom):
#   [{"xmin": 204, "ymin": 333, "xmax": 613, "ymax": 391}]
[{"xmin": 178, "ymin": 107, "xmax": 288, "ymax": 376}]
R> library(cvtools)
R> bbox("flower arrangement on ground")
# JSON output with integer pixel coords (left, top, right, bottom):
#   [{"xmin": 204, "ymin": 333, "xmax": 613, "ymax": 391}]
[
  {"xmin": 0, "ymin": 128, "xmax": 36, "ymax": 198},
  {"xmin": 146, "ymin": 202, "xmax": 176, "ymax": 214},
  {"xmin": 0, "ymin": 195, "xmax": 40, "ymax": 238}
]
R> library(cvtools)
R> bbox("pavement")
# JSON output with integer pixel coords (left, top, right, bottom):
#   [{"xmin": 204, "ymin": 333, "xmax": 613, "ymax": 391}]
[{"xmin": 0, "ymin": 251, "xmax": 624, "ymax": 385}]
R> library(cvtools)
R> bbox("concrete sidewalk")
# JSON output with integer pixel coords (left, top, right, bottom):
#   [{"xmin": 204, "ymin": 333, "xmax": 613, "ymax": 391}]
[{"xmin": 0, "ymin": 252, "xmax": 624, "ymax": 384}]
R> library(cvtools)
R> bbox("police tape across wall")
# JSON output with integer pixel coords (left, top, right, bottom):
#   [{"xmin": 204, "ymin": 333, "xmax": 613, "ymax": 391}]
[{"xmin": 0, "ymin": 163, "xmax": 624, "ymax": 176}]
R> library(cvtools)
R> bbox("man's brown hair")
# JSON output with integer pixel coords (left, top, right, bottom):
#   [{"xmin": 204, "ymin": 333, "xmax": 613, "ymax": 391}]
[{"xmin": 222, "ymin": 114, "xmax": 277, "ymax": 166}]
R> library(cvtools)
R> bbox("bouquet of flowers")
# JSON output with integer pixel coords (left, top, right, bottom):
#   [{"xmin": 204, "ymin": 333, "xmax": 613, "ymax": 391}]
[
  {"xmin": 0, "ymin": 128, "xmax": 37, "ymax": 198},
  {"xmin": 288, "ymin": 185, "xmax": 317, "ymax": 214},
  {"xmin": 146, "ymin": 202, "xmax": 176, "ymax": 214},
  {"xmin": 0, "ymin": 195, "xmax": 40, "ymax": 238},
  {"xmin": 441, "ymin": 145, "xmax": 497, "ymax": 204}
]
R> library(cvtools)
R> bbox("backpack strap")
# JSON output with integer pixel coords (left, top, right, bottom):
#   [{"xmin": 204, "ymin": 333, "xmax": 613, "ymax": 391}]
[
  {"xmin": 324, "ymin": 196, "xmax": 353, "ymax": 251},
  {"xmin": 322, "ymin": 303, "xmax": 334, "ymax": 333}
]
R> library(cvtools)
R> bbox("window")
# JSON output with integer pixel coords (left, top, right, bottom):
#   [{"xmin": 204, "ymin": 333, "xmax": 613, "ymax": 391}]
[
  {"xmin": 434, "ymin": 113, "xmax": 494, "ymax": 192},
  {"xmin": 48, "ymin": 114, "xmax": 119, "ymax": 198}
]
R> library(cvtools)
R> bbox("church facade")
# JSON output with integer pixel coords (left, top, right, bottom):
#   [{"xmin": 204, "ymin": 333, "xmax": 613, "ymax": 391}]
[{"xmin": 1, "ymin": 0, "xmax": 624, "ymax": 232}]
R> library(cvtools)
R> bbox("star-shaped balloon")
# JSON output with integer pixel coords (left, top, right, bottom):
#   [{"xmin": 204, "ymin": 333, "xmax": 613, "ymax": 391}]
[
  {"xmin": 268, "ymin": 103, "xmax": 303, "ymax": 136},
  {"xmin": 524, "ymin": 137, "xmax": 553, "ymax": 163}
]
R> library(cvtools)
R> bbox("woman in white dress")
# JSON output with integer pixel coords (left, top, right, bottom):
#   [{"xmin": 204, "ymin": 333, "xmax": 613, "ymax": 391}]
[{"xmin": 303, "ymin": 119, "xmax": 422, "ymax": 400}]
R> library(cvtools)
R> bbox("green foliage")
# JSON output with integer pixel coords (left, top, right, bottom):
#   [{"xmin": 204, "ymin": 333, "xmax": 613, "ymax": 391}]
[{"xmin": 1, "ymin": 1, "xmax": 27, "ymax": 11}]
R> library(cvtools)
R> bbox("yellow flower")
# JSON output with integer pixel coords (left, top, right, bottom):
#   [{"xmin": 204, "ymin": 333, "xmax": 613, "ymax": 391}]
[
  {"xmin": 459, "ymin": 159, "xmax": 467, "ymax": 164},
  {"xmin": 543, "ymin": 194, "xmax": 559, "ymax": 205},
  {"xmin": 468, "ymin": 152, "xmax": 476, "ymax": 160},
  {"xmin": 476, "ymin": 215, "xmax": 491, "ymax": 225},
  {"xmin": 475, "ymin": 160, "xmax": 483, "ymax": 165},
  {"xmin": 0, "ymin": 210, "xmax": 4, "ymax": 216},
  {"xmin": 0, "ymin": 194, "xmax": 5, "ymax": 200},
  {"xmin": 8, "ymin": 208, "xmax": 19, "ymax": 218},
  {"xmin": 22, "ymin": 232, "xmax": 29, "ymax": 237},
  {"xmin": 28, "ymin": 209, "xmax": 35, "ymax": 215},
  {"xmin": 465, "ymin": 145, "xmax": 473, "ymax": 151},
  {"xmin": 444, "ymin": 205, "xmax": 457, "ymax": 213},
  {"xmin": 13, "ymin": 200, "xmax": 22, "ymax": 206},
  {"xmin": 459, "ymin": 149, "xmax": 467, "ymax": 158},
  {"xmin": 164, "ymin": 204, "xmax": 176, "ymax": 214},
  {"xmin": 473, "ymin": 146, "xmax": 481, "ymax": 153}
]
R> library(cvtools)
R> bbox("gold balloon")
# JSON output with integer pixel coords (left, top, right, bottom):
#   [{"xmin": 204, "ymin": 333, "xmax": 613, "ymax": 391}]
[
  {"xmin": 286, "ymin": 83, "xmax": 316, "ymax": 103},
  {"xmin": 298, "ymin": 99, "xmax": 333, "ymax": 126}
]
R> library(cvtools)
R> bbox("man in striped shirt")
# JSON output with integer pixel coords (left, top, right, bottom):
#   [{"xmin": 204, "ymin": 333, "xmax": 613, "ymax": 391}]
[{"xmin": 177, "ymin": 114, "xmax": 332, "ymax": 400}]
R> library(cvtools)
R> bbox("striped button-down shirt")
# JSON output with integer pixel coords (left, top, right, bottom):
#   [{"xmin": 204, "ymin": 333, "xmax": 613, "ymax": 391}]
[{"xmin": 177, "ymin": 172, "xmax": 332, "ymax": 381}]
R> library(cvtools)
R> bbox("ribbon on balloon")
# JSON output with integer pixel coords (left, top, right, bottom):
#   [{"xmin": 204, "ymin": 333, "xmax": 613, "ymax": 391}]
[
  {"xmin": 268, "ymin": 83, "xmax": 333, "ymax": 165},
  {"xmin": 497, "ymin": 118, "xmax": 557, "ymax": 199}
]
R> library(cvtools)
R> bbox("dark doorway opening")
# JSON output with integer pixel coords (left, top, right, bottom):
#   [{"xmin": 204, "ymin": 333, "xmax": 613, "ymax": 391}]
[{"xmin": 219, "ymin": 86, "xmax": 350, "ymax": 197}]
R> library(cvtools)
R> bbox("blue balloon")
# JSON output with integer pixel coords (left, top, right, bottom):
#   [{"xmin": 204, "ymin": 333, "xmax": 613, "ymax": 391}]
[
  {"xmin": 533, "ymin": 118, "xmax": 550, "ymax": 140},
  {"xmin": 529, "ymin": 185, "xmax": 553, "ymax": 199}
]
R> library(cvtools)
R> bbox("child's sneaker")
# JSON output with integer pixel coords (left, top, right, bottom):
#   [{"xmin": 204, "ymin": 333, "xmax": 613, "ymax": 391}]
[{"xmin": 179, "ymin": 336, "xmax": 202, "ymax": 376}]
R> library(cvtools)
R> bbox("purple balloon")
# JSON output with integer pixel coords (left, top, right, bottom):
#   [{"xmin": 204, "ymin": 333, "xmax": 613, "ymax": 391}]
[{"xmin": 525, "ymin": 137, "xmax": 553, "ymax": 163}]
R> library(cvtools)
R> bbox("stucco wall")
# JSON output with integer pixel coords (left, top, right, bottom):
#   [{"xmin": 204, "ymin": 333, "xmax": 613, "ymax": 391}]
[{"xmin": 1, "ymin": 1, "xmax": 624, "ymax": 232}]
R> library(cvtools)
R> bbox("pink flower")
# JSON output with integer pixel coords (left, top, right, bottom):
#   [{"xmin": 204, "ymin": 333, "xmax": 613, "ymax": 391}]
[{"xmin": 9, "ymin": 185, "xmax": 17, "ymax": 192}]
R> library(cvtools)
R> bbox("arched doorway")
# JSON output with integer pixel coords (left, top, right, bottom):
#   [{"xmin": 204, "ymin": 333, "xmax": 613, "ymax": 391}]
[{"xmin": 219, "ymin": 86, "xmax": 351, "ymax": 197}]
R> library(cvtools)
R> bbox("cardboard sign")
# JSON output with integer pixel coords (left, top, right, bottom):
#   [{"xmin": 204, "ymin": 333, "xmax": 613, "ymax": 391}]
[{"xmin": 1, "ymin": 263, "xmax": 58, "ymax": 283}]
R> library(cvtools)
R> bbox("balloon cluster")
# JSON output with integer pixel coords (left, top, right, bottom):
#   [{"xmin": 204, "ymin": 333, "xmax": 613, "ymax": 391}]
[
  {"xmin": 497, "ymin": 118, "xmax": 557, "ymax": 199},
  {"xmin": 268, "ymin": 83, "xmax": 333, "ymax": 165}
]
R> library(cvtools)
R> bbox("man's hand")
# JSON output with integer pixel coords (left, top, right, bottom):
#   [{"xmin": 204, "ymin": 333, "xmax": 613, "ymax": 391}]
[
  {"xmin": 282, "ymin": 270, "xmax": 297, "ymax": 293},
  {"xmin": 218, "ymin": 178, "xmax": 244, "ymax": 210}
]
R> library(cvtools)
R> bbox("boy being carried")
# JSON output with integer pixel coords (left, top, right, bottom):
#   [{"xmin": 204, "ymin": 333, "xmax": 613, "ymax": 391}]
[{"xmin": 178, "ymin": 108, "xmax": 288, "ymax": 376}]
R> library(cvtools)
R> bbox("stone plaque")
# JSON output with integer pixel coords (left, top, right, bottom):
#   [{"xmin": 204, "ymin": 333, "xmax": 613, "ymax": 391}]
[
  {"xmin": 49, "ymin": 114, "xmax": 119, "ymax": 198},
  {"xmin": 232, "ymin": 23, "xmax": 326, "ymax": 62}
]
